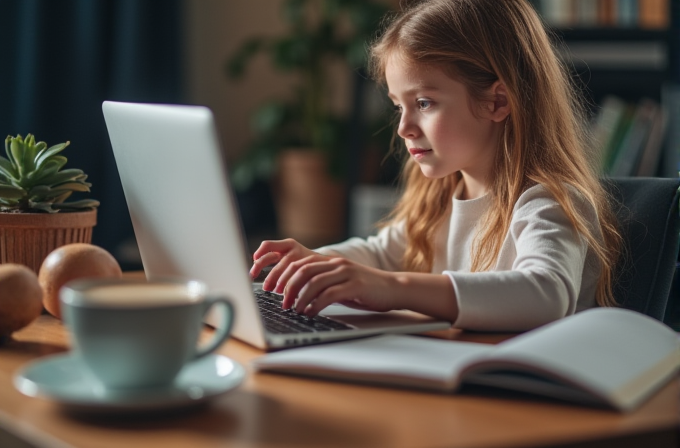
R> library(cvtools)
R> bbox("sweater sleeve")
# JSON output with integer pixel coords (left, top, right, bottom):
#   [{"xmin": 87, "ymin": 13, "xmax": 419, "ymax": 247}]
[
  {"xmin": 446, "ymin": 186, "xmax": 595, "ymax": 332},
  {"xmin": 314, "ymin": 222, "xmax": 406, "ymax": 271}
]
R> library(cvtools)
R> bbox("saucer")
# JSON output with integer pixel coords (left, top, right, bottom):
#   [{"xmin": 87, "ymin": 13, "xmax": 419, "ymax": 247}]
[{"xmin": 14, "ymin": 353, "xmax": 245, "ymax": 413}]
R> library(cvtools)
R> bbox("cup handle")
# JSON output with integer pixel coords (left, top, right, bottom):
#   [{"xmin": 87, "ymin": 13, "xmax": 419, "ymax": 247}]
[{"xmin": 194, "ymin": 294, "xmax": 234, "ymax": 360}]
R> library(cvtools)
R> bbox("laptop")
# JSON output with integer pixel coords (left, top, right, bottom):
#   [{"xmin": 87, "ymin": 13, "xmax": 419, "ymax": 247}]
[{"xmin": 102, "ymin": 101, "xmax": 452, "ymax": 350}]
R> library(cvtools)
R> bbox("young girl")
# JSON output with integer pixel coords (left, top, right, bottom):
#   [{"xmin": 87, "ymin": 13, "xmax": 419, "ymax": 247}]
[{"xmin": 249, "ymin": 0, "xmax": 622, "ymax": 332}]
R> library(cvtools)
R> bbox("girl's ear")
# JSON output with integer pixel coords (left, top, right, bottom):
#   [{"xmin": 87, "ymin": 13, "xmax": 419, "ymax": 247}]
[{"xmin": 484, "ymin": 81, "xmax": 510, "ymax": 122}]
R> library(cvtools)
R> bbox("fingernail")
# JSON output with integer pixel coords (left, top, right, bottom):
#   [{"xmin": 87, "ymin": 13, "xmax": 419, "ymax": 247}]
[{"xmin": 275, "ymin": 283, "xmax": 283, "ymax": 294}]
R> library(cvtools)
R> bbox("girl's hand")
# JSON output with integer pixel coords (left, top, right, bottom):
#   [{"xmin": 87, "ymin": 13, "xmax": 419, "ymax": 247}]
[
  {"xmin": 251, "ymin": 239, "xmax": 459, "ymax": 322},
  {"xmin": 277, "ymin": 257, "xmax": 399, "ymax": 316},
  {"xmin": 250, "ymin": 239, "xmax": 330, "ymax": 293}
]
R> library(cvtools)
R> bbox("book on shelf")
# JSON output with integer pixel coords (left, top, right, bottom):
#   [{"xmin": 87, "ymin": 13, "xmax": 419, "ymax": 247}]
[
  {"xmin": 253, "ymin": 308, "xmax": 680, "ymax": 412},
  {"xmin": 589, "ymin": 95, "xmax": 671, "ymax": 177},
  {"xmin": 660, "ymin": 84, "xmax": 680, "ymax": 178},
  {"xmin": 590, "ymin": 95, "xmax": 628, "ymax": 171},
  {"xmin": 635, "ymin": 104, "xmax": 667, "ymax": 176},
  {"xmin": 617, "ymin": 0, "xmax": 638, "ymax": 27},
  {"xmin": 608, "ymin": 98, "xmax": 659, "ymax": 176},
  {"xmin": 576, "ymin": 0, "xmax": 598, "ymax": 27},
  {"xmin": 639, "ymin": 0, "xmax": 671, "ymax": 29},
  {"xmin": 538, "ymin": 0, "xmax": 572, "ymax": 27},
  {"xmin": 533, "ymin": 0, "xmax": 669, "ymax": 29},
  {"xmin": 598, "ymin": 0, "xmax": 617, "ymax": 26},
  {"xmin": 596, "ymin": 99, "xmax": 635, "ymax": 173}
]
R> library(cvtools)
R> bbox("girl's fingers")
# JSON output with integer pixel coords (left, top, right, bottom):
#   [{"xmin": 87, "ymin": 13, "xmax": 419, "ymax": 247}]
[
  {"xmin": 277, "ymin": 255, "xmax": 327, "ymax": 297},
  {"xmin": 262, "ymin": 256, "xmax": 292, "ymax": 292},
  {"xmin": 253, "ymin": 239, "xmax": 313, "ymax": 291},
  {"xmin": 266, "ymin": 254, "xmax": 310, "ymax": 294},
  {"xmin": 264, "ymin": 252, "xmax": 312, "ymax": 293},
  {"xmin": 252, "ymin": 239, "xmax": 295, "ymax": 261},
  {"xmin": 302, "ymin": 284, "xmax": 352, "ymax": 316},
  {"xmin": 289, "ymin": 265, "xmax": 348, "ymax": 313},
  {"xmin": 250, "ymin": 251, "xmax": 281, "ymax": 279}
]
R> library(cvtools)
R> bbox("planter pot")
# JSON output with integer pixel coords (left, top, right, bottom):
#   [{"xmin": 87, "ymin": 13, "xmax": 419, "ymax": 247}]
[
  {"xmin": 0, "ymin": 209, "xmax": 97, "ymax": 273},
  {"xmin": 276, "ymin": 150, "xmax": 345, "ymax": 248}
]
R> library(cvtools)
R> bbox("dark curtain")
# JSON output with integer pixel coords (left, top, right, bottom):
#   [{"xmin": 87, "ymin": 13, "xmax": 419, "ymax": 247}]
[{"xmin": 0, "ymin": 0, "xmax": 183, "ymax": 269}]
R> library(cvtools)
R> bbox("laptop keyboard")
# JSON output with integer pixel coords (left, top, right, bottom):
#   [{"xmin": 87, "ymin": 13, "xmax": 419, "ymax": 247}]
[{"xmin": 254, "ymin": 289, "xmax": 353, "ymax": 334}]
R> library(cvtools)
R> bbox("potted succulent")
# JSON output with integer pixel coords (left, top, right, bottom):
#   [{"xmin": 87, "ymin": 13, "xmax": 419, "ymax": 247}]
[
  {"xmin": 227, "ymin": 0, "xmax": 389, "ymax": 247},
  {"xmin": 0, "ymin": 134, "xmax": 100, "ymax": 273}
]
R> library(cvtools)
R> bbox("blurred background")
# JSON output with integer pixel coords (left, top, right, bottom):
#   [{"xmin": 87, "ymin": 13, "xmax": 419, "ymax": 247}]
[{"xmin": 0, "ymin": 0, "xmax": 677, "ymax": 270}]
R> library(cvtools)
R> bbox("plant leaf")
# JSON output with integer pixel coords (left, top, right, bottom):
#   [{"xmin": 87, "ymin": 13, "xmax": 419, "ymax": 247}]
[
  {"xmin": 34, "ymin": 141, "xmax": 47, "ymax": 154},
  {"xmin": 39, "ymin": 169, "xmax": 84, "ymax": 187},
  {"xmin": 253, "ymin": 102, "xmax": 287, "ymax": 134},
  {"xmin": 53, "ymin": 199, "xmax": 100, "ymax": 209},
  {"xmin": 23, "ymin": 134, "xmax": 38, "ymax": 173},
  {"xmin": 28, "ymin": 201, "xmax": 58, "ymax": 213},
  {"xmin": 28, "ymin": 185, "xmax": 51, "ymax": 198},
  {"xmin": 0, "ymin": 156, "xmax": 17, "ymax": 179},
  {"xmin": 9, "ymin": 138, "xmax": 25, "ymax": 176},
  {"xmin": 230, "ymin": 163, "xmax": 255, "ymax": 192},
  {"xmin": 48, "ymin": 181, "xmax": 91, "ymax": 193},
  {"xmin": 35, "ymin": 142, "xmax": 69, "ymax": 170},
  {"xmin": 50, "ymin": 191, "xmax": 72, "ymax": 204},
  {"xmin": 42, "ymin": 190, "xmax": 72, "ymax": 201},
  {"xmin": 4, "ymin": 136, "xmax": 14, "ymax": 165},
  {"xmin": 226, "ymin": 37, "xmax": 266, "ymax": 78},
  {"xmin": 284, "ymin": 0, "xmax": 307, "ymax": 26},
  {"xmin": 0, "ymin": 184, "xmax": 27, "ymax": 199},
  {"xmin": 0, "ymin": 171, "xmax": 11, "ymax": 184},
  {"xmin": 27, "ymin": 156, "xmax": 68, "ymax": 185}
]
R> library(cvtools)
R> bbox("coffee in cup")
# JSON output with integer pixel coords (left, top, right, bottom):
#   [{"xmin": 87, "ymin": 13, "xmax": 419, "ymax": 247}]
[{"xmin": 60, "ymin": 278, "xmax": 234, "ymax": 391}]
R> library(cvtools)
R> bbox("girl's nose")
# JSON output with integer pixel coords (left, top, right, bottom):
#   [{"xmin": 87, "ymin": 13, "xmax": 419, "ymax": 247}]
[{"xmin": 397, "ymin": 113, "xmax": 420, "ymax": 140}]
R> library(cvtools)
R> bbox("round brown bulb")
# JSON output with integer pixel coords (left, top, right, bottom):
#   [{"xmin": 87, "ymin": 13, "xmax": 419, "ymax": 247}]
[{"xmin": 39, "ymin": 243, "xmax": 123, "ymax": 319}]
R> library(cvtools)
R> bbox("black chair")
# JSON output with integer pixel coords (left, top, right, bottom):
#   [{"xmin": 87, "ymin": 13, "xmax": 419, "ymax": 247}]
[{"xmin": 603, "ymin": 177, "xmax": 680, "ymax": 325}]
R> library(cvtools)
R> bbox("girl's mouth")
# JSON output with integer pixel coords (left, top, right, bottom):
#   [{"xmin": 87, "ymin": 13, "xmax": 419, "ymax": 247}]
[{"xmin": 408, "ymin": 148, "xmax": 432, "ymax": 159}]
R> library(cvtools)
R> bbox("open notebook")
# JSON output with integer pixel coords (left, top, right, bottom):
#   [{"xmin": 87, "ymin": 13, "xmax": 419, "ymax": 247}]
[{"xmin": 254, "ymin": 308, "xmax": 680, "ymax": 411}]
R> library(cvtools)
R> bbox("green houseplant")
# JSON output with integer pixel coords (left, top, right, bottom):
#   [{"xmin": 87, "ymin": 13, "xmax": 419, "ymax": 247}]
[
  {"xmin": 227, "ymin": 0, "xmax": 389, "ymax": 246},
  {"xmin": 0, "ymin": 134, "xmax": 100, "ymax": 272}
]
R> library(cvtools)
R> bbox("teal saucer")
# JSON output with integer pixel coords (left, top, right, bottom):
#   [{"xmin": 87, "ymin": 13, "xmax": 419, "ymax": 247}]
[{"xmin": 14, "ymin": 353, "xmax": 245, "ymax": 412}]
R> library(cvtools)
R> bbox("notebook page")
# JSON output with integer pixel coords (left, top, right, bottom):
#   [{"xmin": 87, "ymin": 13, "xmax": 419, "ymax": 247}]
[
  {"xmin": 254, "ymin": 334, "xmax": 494, "ymax": 390},
  {"xmin": 479, "ymin": 308, "xmax": 680, "ymax": 409}
]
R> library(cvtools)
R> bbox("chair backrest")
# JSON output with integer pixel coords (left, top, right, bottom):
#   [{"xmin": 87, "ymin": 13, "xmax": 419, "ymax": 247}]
[{"xmin": 603, "ymin": 177, "xmax": 680, "ymax": 322}]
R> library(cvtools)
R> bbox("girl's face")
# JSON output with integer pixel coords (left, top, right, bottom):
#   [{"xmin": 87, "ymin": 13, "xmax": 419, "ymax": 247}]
[{"xmin": 385, "ymin": 55, "xmax": 503, "ymax": 195}]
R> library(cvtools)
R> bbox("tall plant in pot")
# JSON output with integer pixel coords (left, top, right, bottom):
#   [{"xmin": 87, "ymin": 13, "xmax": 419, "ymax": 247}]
[
  {"xmin": 227, "ymin": 0, "xmax": 389, "ymax": 247},
  {"xmin": 0, "ymin": 134, "xmax": 100, "ymax": 272}
]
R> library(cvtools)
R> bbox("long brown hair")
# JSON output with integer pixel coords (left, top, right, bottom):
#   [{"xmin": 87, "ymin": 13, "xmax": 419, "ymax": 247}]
[{"xmin": 369, "ymin": 0, "xmax": 622, "ymax": 306}]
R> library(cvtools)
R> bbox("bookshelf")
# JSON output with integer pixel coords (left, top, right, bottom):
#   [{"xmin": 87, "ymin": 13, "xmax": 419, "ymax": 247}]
[{"xmin": 531, "ymin": 0, "xmax": 679, "ymax": 177}]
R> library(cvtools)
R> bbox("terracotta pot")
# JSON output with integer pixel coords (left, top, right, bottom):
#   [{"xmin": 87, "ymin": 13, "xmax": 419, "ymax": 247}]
[
  {"xmin": 276, "ymin": 150, "xmax": 345, "ymax": 248},
  {"xmin": 0, "ymin": 209, "xmax": 97, "ymax": 273}
]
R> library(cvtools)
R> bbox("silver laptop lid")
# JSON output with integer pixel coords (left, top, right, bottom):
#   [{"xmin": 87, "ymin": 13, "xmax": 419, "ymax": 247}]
[{"xmin": 102, "ymin": 101, "xmax": 267, "ymax": 348}]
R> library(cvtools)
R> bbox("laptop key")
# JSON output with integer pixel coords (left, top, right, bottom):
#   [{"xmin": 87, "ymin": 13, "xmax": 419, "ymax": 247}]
[{"xmin": 255, "ymin": 289, "xmax": 353, "ymax": 333}]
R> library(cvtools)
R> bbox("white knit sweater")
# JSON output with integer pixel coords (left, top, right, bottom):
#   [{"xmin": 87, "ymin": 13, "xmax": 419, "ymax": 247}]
[{"xmin": 316, "ymin": 183, "xmax": 600, "ymax": 332}]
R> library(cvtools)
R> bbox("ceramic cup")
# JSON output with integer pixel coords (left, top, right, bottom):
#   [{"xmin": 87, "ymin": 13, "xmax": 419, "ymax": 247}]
[{"xmin": 60, "ymin": 278, "xmax": 234, "ymax": 391}]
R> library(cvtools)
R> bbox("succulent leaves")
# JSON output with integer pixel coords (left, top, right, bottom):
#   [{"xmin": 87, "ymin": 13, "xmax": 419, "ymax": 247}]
[{"xmin": 0, "ymin": 134, "xmax": 100, "ymax": 213}]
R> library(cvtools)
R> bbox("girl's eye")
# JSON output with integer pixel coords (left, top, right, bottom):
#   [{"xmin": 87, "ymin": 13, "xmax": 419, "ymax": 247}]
[
  {"xmin": 418, "ymin": 100, "xmax": 432, "ymax": 110},
  {"xmin": 393, "ymin": 104, "xmax": 403, "ymax": 114}
]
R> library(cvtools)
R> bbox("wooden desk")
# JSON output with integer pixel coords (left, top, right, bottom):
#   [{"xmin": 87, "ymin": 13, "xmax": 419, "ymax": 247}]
[{"xmin": 0, "ymin": 315, "xmax": 678, "ymax": 448}]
